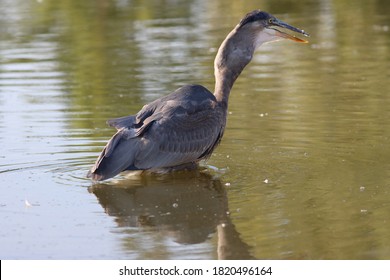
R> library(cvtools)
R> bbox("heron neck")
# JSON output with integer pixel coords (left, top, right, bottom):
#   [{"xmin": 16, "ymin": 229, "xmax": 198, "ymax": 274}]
[
  {"xmin": 213, "ymin": 26, "xmax": 255, "ymax": 108},
  {"xmin": 214, "ymin": 70, "xmax": 238, "ymax": 108}
]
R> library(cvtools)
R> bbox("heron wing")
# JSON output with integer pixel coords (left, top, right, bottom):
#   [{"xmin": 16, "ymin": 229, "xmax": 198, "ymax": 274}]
[{"xmin": 134, "ymin": 100, "xmax": 225, "ymax": 169}]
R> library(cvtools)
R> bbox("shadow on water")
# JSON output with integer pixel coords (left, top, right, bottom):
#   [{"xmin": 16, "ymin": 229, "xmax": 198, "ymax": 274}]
[{"xmin": 89, "ymin": 170, "xmax": 254, "ymax": 260}]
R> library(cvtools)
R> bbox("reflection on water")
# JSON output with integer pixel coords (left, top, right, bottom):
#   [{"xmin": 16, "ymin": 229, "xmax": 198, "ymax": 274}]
[
  {"xmin": 90, "ymin": 170, "xmax": 254, "ymax": 259},
  {"xmin": 1, "ymin": 0, "xmax": 390, "ymax": 259}
]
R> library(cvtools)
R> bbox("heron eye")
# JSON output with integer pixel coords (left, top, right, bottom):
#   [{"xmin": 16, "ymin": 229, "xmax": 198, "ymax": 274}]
[{"xmin": 268, "ymin": 18, "xmax": 274, "ymax": 24}]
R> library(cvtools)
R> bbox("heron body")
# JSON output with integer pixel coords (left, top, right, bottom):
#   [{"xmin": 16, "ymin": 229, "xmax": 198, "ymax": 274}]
[{"xmin": 88, "ymin": 10, "xmax": 309, "ymax": 181}]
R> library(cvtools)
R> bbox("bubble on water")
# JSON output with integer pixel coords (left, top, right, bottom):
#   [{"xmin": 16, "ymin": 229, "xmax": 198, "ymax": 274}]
[
  {"xmin": 24, "ymin": 199, "xmax": 39, "ymax": 207},
  {"xmin": 360, "ymin": 186, "xmax": 365, "ymax": 192},
  {"xmin": 25, "ymin": 199, "xmax": 32, "ymax": 207},
  {"xmin": 172, "ymin": 203, "xmax": 179, "ymax": 208},
  {"xmin": 161, "ymin": 212, "xmax": 171, "ymax": 216},
  {"xmin": 263, "ymin": 179, "xmax": 269, "ymax": 184}
]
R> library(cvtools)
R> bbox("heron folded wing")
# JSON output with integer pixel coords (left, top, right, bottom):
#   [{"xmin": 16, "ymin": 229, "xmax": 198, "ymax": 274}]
[{"xmin": 134, "ymin": 108, "xmax": 224, "ymax": 169}]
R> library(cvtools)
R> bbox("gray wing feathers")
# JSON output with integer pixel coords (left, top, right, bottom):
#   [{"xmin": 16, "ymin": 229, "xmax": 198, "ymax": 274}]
[{"xmin": 134, "ymin": 109, "xmax": 223, "ymax": 169}]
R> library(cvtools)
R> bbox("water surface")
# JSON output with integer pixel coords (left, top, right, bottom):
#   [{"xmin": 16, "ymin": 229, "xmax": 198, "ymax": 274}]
[{"xmin": 1, "ymin": 0, "xmax": 390, "ymax": 259}]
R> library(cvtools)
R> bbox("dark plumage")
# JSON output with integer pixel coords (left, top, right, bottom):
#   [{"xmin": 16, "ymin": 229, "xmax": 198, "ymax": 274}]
[
  {"xmin": 238, "ymin": 10, "xmax": 271, "ymax": 27},
  {"xmin": 88, "ymin": 10, "xmax": 309, "ymax": 181}
]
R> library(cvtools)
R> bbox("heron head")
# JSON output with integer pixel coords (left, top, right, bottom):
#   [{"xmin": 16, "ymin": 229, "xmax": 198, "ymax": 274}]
[{"xmin": 238, "ymin": 10, "xmax": 310, "ymax": 47}]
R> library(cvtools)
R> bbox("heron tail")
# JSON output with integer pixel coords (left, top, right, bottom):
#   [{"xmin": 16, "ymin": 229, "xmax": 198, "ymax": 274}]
[{"xmin": 87, "ymin": 128, "xmax": 139, "ymax": 181}]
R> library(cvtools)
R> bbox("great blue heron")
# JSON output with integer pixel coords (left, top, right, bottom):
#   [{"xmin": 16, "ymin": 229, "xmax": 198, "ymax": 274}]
[{"xmin": 88, "ymin": 10, "xmax": 309, "ymax": 181}]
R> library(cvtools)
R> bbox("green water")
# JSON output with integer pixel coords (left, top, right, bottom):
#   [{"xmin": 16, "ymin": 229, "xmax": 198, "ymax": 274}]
[{"xmin": 1, "ymin": 0, "xmax": 389, "ymax": 259}]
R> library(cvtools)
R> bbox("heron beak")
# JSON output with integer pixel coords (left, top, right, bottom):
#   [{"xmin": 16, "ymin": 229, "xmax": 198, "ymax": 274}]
[{"xmin": 269, "ymin": 18, "xmax": 310, "ymax": 43}]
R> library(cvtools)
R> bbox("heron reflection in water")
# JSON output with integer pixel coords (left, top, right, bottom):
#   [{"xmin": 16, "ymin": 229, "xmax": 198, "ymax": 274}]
[
  {"xmin": 90, "ymin": 171, "xmax": 255, "ymax": 259},
  {"xmin": 88, "ymin": 10, "xmax": 309, "ymax": 181}
]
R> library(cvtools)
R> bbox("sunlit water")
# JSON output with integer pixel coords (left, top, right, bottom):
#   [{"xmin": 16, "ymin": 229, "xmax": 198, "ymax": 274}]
[{"xmin": 1, "ymin": 0, "xmax": 390, "ymax": 259}]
